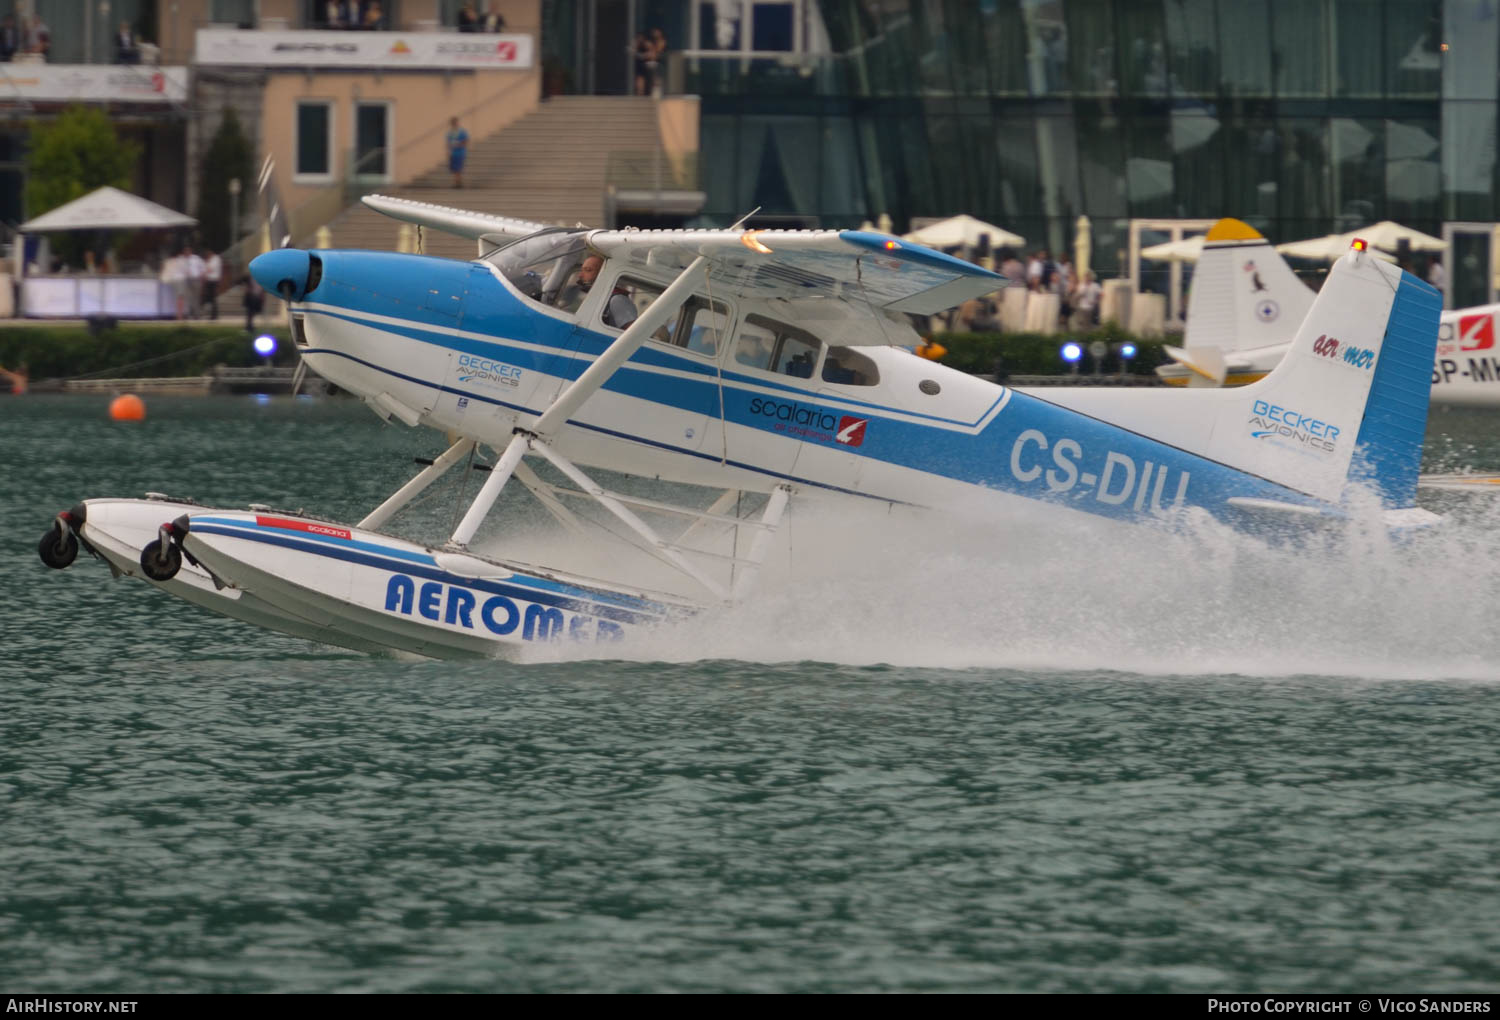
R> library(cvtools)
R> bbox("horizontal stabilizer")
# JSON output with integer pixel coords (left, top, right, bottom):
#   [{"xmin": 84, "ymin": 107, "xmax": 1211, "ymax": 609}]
[{"xmin": 1164, "ymin": 344, "xmax": 1228, "ymax": 385}]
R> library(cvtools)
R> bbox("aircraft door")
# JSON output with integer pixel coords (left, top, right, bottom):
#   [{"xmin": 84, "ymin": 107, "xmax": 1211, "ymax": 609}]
[{"xmin": 720, "ymin": 314, "xmax": 818, "ymax": 480}]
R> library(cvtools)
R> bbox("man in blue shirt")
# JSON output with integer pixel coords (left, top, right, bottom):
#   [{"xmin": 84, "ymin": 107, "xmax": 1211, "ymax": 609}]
[{"xmin": 447, "ymin": 117, "xmax": 469, "ymax": 188}]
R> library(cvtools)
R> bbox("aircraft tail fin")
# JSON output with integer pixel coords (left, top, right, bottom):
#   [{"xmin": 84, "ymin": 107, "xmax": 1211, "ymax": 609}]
[
  {"xmin": 1200, "ymin": 244, "xmax": 1441, "ymax": 508},
  {"xmin": 1183, "ymin": 218, "xmax": 1314, "ymax": 354}
]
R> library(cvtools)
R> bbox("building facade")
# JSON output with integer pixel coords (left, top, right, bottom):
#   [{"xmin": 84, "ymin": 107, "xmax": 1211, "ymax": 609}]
[{"xmin": 552, "ymin": 0, "xmax": 1500, "ymax": 306}]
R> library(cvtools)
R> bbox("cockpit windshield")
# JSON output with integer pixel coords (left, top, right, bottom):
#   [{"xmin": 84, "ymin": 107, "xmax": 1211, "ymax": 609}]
[{"xmin": 481, "ymin": 228, "xmax": 591, "ymax": 306}]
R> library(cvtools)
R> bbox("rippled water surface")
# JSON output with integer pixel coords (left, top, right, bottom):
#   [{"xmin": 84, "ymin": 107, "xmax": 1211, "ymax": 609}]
[{"xmin": 3, "ymin": 395, "xmax": 1500, "ymax": 992}]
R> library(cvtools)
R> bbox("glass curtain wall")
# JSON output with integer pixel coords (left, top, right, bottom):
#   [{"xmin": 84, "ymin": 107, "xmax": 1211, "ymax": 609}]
[{"xmin": 673, "ymin": 0, "xmax": 1490, "ymax": 276}]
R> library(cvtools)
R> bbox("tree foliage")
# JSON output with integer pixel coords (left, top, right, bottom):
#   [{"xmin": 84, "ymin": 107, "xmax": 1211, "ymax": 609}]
[
  {"xmin": 196, "ymin": 107, "xmax": 255, "ymax": 252},
  {"xmin": 24, "ymin": 106, "xmax": 142, "ymax": 219}
]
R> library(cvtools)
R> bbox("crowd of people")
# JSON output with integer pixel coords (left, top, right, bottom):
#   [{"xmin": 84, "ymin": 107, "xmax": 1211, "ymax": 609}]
[
  {"xmin": 956, "ymin": 247, "xmax": 1101, "ymax": 333},
  {"xmin": 0, "ymin": 12, "xmax": 48, "ymax": 61},
  {"xmin": 1, "ymin": 12, "xmax": 151, "ymax": 64},
  {"xmin": 321, "ymin": 1, "xmax": 388, "ymax": 30},
  {"xmin": 157, "ymin": 245, "xmax": 226, "ymax": 322},
  {"xmin": 456, "ymin": 3, "xmax": 506, "ymax": 33}
]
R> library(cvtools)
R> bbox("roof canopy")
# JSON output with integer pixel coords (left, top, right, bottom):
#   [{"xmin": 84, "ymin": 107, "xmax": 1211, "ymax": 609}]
[{"xmin": 20, "ymin": 186, "xmax": 197, "ymax": 233}]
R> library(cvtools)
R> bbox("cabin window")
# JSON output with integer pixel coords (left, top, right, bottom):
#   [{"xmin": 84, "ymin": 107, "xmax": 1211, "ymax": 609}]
[
  {"xmin": 603, "ymin": 275, "xmax": 664, "ymax": 330},
  {"xmin": 658, "ymin": 295, "xmax": 730, "ymax": 357},
  {"xmin": 733, "ymin": 314, "xmax": 822, "ymax": 379},
  {"xmin": 821, "ymin": 346, "xmax": 879, "ymax": 386}
]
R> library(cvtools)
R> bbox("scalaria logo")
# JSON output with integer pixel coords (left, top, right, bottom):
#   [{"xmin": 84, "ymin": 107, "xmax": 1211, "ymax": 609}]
[{"xmin": 836, "ymin": 417, "xmax": 867, "ymax": 446}]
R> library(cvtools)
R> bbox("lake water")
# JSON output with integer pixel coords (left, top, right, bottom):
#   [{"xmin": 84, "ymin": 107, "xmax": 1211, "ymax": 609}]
[{"xmin": 3, "ymin": 395, "xmax": 1499, "ymax": 992}]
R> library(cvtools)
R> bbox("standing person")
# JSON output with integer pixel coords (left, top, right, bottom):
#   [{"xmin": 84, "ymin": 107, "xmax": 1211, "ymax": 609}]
[
  {"xmin": 1428, "ymin": 254, "xmax": 1446, "ymax": 295},
  {"xmin": 997, "ymin": 247, "xmax": 1025, "ymax": 286},
  {"xmin": 457, "ymin": 2, "xmax": 480, "ymax": 32},
  {"xmin": 1070, "ymin": 271, "xmax": 1101, "ymax": 330},
  {"xmin": 26, "ymin": 14, "xmax": 49, "ymax": 59},
  {"xmin": 242, "ymin": 268, "xmax": 264, "ymax": 331},
  {"xmin": 481, "ymin": 3, "xmax": 506, "ymax": 32},
  {"xmin": 202, "ymin": 247, "xmax": 223, "ymax": 320},
  {"xmin": 362, "ymin": 1, "xmax": 384, "ymax": 30},
  {"xmin": 648, "ymin": 27, "xmax": 668, "ymax": 95},
  {"xmin": 114, "ymin": 20, "xmax": 139, "ymax": 63},
  {"xmin": 1055, "ymin": 254, "xmax": 1075, "ymax": 328},
  {"xmin": 632, "ymin": 33, "xmax": 652, "ymax": 96},
  {"xmin": 183, "ymin": 245, "xmax": 205, "ymax": 318},
  {"xmin": 2, "ymin": 15, "xmax": 21, "ymax": 61},
  {"xmin": 446, "ymin": 116, "xmax": 469, "ymax": 188},
  {"xmin": 159, "ymin": 248, "xmax": 185, "ymax": 319}
]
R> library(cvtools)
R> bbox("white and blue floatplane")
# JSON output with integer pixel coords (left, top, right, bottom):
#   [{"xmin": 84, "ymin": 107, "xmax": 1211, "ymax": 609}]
[{"xmin": 39, "ymin": 196, "xmax": 1443, "ymax": 658}]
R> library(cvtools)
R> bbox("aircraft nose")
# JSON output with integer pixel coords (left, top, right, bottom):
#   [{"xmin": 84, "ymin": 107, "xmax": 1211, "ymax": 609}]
[{"xmin": 250, "ymin": 249, "xmax": 313, "ymax": 301}]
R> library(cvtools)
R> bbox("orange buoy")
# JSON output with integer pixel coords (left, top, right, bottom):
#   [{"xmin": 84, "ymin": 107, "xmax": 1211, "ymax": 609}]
[{"xmin": 109, "ymin": 394, "xmax": 146, "ymax": 421}]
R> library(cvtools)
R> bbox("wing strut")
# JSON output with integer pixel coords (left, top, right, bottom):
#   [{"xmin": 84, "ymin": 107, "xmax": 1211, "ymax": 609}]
[
  {"xmin": 529, "ymin": 442, "xmax": 731, "ymax": 601},
  {"xmin": 448, "ymin": 254, "xmax": 711, "ymax": 548},
  {"xmin": 358, "ymin": 436, "xmax": 478, "ymax": 531}
]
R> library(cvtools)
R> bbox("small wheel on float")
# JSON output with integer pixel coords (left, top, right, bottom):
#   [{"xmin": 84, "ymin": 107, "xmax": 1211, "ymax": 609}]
[
  {"xmin": 139, "ymin": 538, "xmax": 183, "ymax": 581},
  {"xmin": 37, "ymin": 523, "xmax": 79, "ymax": 569}
]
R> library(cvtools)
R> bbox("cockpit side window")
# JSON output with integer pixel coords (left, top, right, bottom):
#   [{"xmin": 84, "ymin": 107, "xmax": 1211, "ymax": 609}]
[
  {"xmin": 733, "ymin": 315, "xmax": 823, "ymax": 379},
  {"xmin": 660, "ymin": 295, "xmax": 731, "ymax": 358},
  {"xmin": 600, "ymin": 275, "xmax": 664, "ymax": 331},
  {"xmin": 733, "ymin": 317, "xmax": 778, "ymax": 370},
  {"xmin": 821, "ymin": 346, "xmax": 880, "ymax": 386}
]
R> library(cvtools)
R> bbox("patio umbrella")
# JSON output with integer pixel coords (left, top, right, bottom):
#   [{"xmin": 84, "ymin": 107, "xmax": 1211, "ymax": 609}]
[
  {"xmin": 1275, "ymin": 233, "xmax": 1397, "ymax": 262},
  {"xmin": 904, "ymin": 214, "xmax": 1024, "ymax": 250},
  {"xmin": 1141, "ymin": 235, "xmax": 1206, "ymax": 263},
  {"xmin": 1345, "ymin": 219, "xmax": 1446, "ymax": 252}
]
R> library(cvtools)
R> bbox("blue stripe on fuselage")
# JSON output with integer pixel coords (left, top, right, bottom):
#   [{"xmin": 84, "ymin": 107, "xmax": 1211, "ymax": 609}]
[{"xmin": 304, "ymin": 250, "xmax": 1325, "ymax": 523}]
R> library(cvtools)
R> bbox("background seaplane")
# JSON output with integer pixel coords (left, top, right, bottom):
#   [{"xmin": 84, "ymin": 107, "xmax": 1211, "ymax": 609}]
[
  {"xmin": 38, "ymin": 196, "xmax": 1442, "ymax": 659},
  {"xmin": 1149, "ymin": 218, "xmax": 1500, "ymax": 409}
]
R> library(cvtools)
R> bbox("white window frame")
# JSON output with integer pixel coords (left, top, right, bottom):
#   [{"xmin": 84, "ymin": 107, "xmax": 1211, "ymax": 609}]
[
  {"xmin": 351, "ymin": 99, "xmax": 394, "ymax": 184},
  {"xmin": 293, "ymin": 99, "xmax": 336, "ymax": 185}
]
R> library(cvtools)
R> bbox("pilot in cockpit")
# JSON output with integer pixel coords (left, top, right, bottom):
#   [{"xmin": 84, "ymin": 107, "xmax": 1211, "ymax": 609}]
[{"xmin": 556, "ymin": 254, "xmax": 638, "ymax": 328}]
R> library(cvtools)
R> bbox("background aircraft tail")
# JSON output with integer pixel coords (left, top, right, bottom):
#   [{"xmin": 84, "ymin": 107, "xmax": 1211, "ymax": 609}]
[
  {"xmin": 1182, "ymin": 218, "xmax": 1314, "ymax": 354},
  {"xmin": 1200, "ymin": 244, "xmax": 1441, "ymax": 507}
]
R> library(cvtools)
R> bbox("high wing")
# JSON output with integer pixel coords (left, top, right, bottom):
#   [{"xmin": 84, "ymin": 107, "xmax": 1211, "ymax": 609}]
[
  {"xmin": 587, "ymin": 227, "xmax": 1005, "ymax": 316},
  {"xmin": 362, "ymin": 194, "xmax": 550, "ymax": 243},
  {"xmin": 362, "ymin": 193, "xmax": 1007, "ymax": 320}
]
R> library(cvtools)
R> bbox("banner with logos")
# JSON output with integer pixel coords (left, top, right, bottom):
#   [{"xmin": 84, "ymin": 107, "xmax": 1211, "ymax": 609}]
[
  {"xmin": 0, "ymin": 66, "xmax": 188, "ymax": 104},
  {"xmin": 195, "ymin": 29, "xmax": 534, "ymax": 70}
]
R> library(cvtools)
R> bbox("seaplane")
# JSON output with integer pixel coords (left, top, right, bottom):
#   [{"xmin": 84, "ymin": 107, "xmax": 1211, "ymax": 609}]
[
  {"xmin": 36, "ymin": 196, "xmax": 1443, "ymax": 659},
  {"xmin": 1151, "ymin": 218, "xmax": 1500, "ymax": 408}
]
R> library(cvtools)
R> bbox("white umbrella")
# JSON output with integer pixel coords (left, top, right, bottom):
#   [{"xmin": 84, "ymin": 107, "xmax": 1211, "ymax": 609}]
[
  {"xmin": 904, "ymin": 214, "xmax": 1024, "ymax": 250},
  {"xmin": 20, "ymin": 186, "xmax": 196, "ymax": 232},
  {"xmin": 1344, "ymin": 219, "xmax": 1446, "ymax": 252},
  {"xmin": 1141, "ymin": 235, "xmax": 1205, "ymax": 263},
  {"xmin": 1275, "ymin": 233, "xmax": 1397, "ymax": 262}
]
